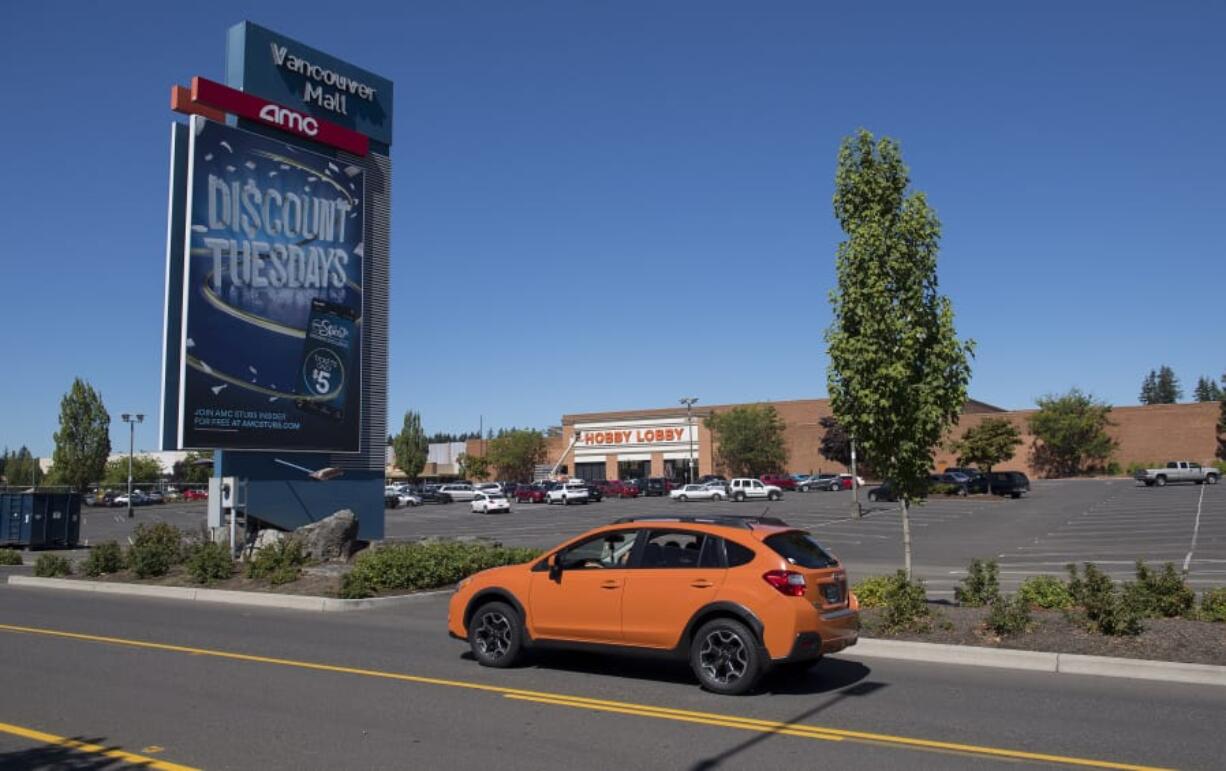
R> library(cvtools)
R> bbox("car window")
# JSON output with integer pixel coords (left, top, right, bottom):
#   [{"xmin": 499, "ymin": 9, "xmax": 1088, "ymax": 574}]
[
  {"xmin": 725, "ymin": 540, "xmax": 755, "ymax": 567},
  {"xmin": 559, "ymin": 531, "xmax": 638, "ymax": 570},
  {"xmin": 764, "ymin": 532, "xmax": 838, "ymax": 568},
  {"xmin": 638, "ymin": 530, "xmax": 710, "ymax": 569}
]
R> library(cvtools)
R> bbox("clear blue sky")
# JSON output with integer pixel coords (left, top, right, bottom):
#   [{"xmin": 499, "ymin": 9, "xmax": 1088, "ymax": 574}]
[{"xmin": 1, "ymin": 1, "xmax": 1223, "ymax": 457}]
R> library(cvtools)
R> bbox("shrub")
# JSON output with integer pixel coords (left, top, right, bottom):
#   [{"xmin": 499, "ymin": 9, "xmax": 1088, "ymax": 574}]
[
  {"xmin": 185, "ymin": 541, "xmax": 234, "ymax": 584},
  {"xmin": 340, "ymin": 541, "xmax": 543, "ymax": 599},
  {"xmin": 33, "ymin": 554, "xmax": 72, "ymax": 577},
  {"xmin": 1125, "ymin": 461, "xmax": 1154, "ymax": 477},
  {"xmin": 929, "ymin": 483, "xmax": 963, "ymax": 496},
  {"xmin": 1127, "ymin": 561, "xmax": 1195, "ymax": 618},
  {"xmin": 1104, "ymin": 461, "xmax": 1122, "ymax": 476},
  {"xmin": 0, "ymin": 549, "xmax": 22, "ymax": 566},
  {"xmin": 128, "ymin": 522, "xmax": 185, "ymax": 578},
  {"xmin": 1198, "ymin": 588, "xmax": 1226, "ymax": 622},
  {"xmin": 851, "ymin": 575, "xmax": 892, "ymax": 609},
  {"xmin": 879, "ymin": 570, "xmax": 930, "ymax": 633},
  {"xmin": 81, "ymin": 541, "xmax": 125, "ymax": 577},
  {"xmin": 1066, "ymin": 562, "xmax": 1144, "ymax": 636},
  {"xmin": 247, "ymin": 537, "xmax": 306, "ymax": 585},
  {"xmin": 986, "ymin": 594, "xmax": 1031, "ymax": 636},
  {"xmin": 1018, "ymin": 575, "xmax": 1072, "ymax": 609},
  {"xmin": 955, "ymin": 559, "xmax": 1000, "ymax": 607}
]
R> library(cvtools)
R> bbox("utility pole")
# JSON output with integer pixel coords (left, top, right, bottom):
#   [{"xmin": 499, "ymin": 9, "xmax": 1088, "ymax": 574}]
[
  {"xmin": 679, "ymin": 397, "xmax": 698, "ymax": 484},
  {"xmin": 121, "ymin": 414, "xmax": 144, "ymax": 519}
]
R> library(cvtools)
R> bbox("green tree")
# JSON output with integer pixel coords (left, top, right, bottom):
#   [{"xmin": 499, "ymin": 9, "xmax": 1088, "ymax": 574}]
[
  {"xmin": 1028, "ymin": 389, "xmax": 1118, "ymax": 477},
  {"xmin": 102, "ymin": 456, "xmax": 164, "ymax": 486},
  {"xmin": 1141, "ymin": 365, "xmax": 1181, "ymax": 404},
  {"xmin": 825, "ymin": 129, "xmax": 974, "ymax": 577},
  {"xmin": 1218, "ymin": 374, "xmax": 1226, "ymax": 461},
  {"xmin": 456, "ymin": 453, "xmax": 490, "ymax": 481},
  {"xmin": 949, "ymin": 418, "xmax": 1023, "ymax": 473},
  {"xmin": 49, "ymin": 378, "xmax": 111, "ymax": 492},
  {"xmin": 704, "ymin": 404, "xmax": 787, "ymax": 477},
  {"xmin": 484, "ymin": 429, "xmax": 547, "ymax": 482},
  {"xmin": 172, "ymin": 452, "xmax": 213, "ymax": 484},
  {"xmin": 392, "ymin": 410, "xmax": 429, "ymax": 480},
  {"xmin": 2, "ymin": 447, "xmax": 43, "ymax": 486},
  {"xmin": 1193, "ymin": 375, "xmax": 1223, "ymax": 402}
]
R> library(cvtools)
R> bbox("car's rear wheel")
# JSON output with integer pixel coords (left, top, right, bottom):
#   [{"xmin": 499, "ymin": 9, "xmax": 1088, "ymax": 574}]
[
  {"xmin": 1207, "ymin": 474, "xmax": 1219, "ymax": 485},
  {"xmin": 768, "ymin": 491, "xmax": 781, "ymax": 501},
  {"xmin": 868, "ymin": 492, "xmax": 878, "ymax": 502},
  {"xmin": 734, "ymin": 491, "xmax": 746, "ymax": 502},
  {"xmin": 469, "ymin": 601, "xmax": 524, "ymax": 668},
  {"xmin": 691, "ymin": 619, "xmax": 761, "ymax": 695},
  {"xmin": 679, "ymin": 495, "xmax": 688, "ymax": 502},
  {"xmin": 712, "ymin": 494, "xmax": 722, "ymax": 501}
]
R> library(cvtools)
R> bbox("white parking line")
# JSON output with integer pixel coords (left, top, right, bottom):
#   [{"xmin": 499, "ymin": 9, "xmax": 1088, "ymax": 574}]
[{"xmin": 1183, "ymin": 483, "xmax": 1207, "ymax": 574}]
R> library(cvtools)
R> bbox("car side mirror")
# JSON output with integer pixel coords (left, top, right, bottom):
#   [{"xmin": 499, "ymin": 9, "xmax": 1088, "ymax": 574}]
[{"xmin": 548, "ymin": 553, "xmax": 563, "ymax": 582}]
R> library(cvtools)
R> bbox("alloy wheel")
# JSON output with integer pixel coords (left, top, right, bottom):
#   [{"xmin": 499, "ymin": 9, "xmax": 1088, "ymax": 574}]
[
  {"xmin": 699, "ymin": 629, "xmax": 748, "ymax": 685},
  {"xmin": 474, "ymin": 611, "xmax": 512, "ymax": 660}
]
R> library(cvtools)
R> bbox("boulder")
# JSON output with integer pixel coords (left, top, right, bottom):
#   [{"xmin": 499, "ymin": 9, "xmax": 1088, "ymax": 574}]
[{"xmin": 294, "ymin": 509, "xmax": 359, "ymax": 563}]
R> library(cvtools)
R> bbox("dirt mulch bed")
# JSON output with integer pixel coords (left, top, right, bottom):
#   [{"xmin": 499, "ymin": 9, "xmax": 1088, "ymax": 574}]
[
  {"xmin": 862, "ymin": 604, "xmax": 1226, "ymax": 666},
  {"xmin": 65, "ymin": 566, "xmax": 345, "ymax": 597}
]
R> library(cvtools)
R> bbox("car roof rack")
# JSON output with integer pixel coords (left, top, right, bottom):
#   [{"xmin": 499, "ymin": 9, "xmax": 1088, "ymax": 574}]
[{"xmin": 611, "ymin": 515, "xmax": 790, "ymax": 529}]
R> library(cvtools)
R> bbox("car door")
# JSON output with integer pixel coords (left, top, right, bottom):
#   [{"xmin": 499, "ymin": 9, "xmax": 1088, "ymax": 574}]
[
  {"xmin": 528, "ymin": 529, "xmax": 639, "ymax": 643},
  {"xmin": 621, "ymin": 529, "xmax": 726, "ymax": 649}
]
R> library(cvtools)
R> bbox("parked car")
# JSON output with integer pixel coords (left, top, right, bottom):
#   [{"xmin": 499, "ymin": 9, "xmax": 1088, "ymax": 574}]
[
  {"xmin": 514, "ymin": 484, "xmax": 550, "ymax": 503},
  {"xmin": 929, "ymin": 472, "xmax": 971, "ymax": 496},
  {"xmin": 985, "ymin": 471, "xmax": 1030, "ymax": 498},
  {"xmin": 183, "ymin": 489, "xmax": 208, "ymax": 501},
  {"xmin": 729, "ymin": 478, "xmax": 782, "ymax": 501},
  {"xmin": 85, "ymin": 492, "xmax": 116, "ymax": 507},
  {"xmin": 943, "ymin": 467, "xmax": 990, "ymax": 494},
  {"xmin": 638, "ymin": 478, "xmax": 668, "ymax": 497},
  {"xmin": 669, "ymin": 483, "xmax": 726, "ymax": 502},
  {"xmin": 415, "ymin": 487, "xmax": 451, "ymax": 504},
  {"xmin": 546, "ymin": 481, "xmax": 590, "ymax": 505},
  {"xmin": 866, "ymin": 481, "xmax": 900, "ymax": 502},
  {"xmin": 581, "ymin": 483, "xmax": 603, "ymax": 502},
  {"xmin": 438, "ymin": 484, "xmax": 478, "ymax": 502},
  {"xmin": 798, "ymin": 474, "xmax": 837, "ymax": 492},
  {"xmin": 702, "ymin": 480, "xmax": 730, "ymax": 496},
  {"xmin": 606, "ymin": 480, "xmax": 640, "ymax": 499},
  {"xmin": 385, "ymin": 491, "xmax": 401, "ymax": 508},
  {"xmin": 145, "ymin": 491, "xmax": 165, "ymax": 504},
  {"xmin": 113, "ymin": 492, "xmax": 147, "ymax": 507},
  {"xmin": 698, "ymin": 475, "xmax": 727, "ymax": 484},
  {"xmin": 471, "ymin": 492, "xmax": 511, "ymax": 514},
  {"xmin": 1134, "ymin": 461, "xmax": 1220, "ymax": 487},
  {"xmin": 475, "ymin": 483, "xmax": 502, "ymax": 494},
  {"xmin": 448, "ymin": 515, "xmax": 859, "ymax": 694},
  {"xmin": 760, "ymin": 474, "xmax": 797, "ymax": 491}
]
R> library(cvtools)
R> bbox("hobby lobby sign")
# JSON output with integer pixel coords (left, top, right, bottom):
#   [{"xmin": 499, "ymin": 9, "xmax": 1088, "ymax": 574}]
[{"xmin": 581, "ymin": 426, "xmax": 694, "ymax": 446}]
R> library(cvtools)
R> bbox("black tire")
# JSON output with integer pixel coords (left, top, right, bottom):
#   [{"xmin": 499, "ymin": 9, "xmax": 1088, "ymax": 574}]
[
  {"xmin": 468, "ymin": 601, "xmax": 524, "ymax": 668},
  {"xmin": 868, "ymin": 492, "xmax": 878, "ymax": 502},
  {"xmin": 1155, "ymin": 476, "xmax": 1167, "ymax": 488},
  {"xmin": 1010, "ymin": 492, "xmax": 1021, "ymax": 499},
  {"xmin": 768, "ymin": 491, "xmax": 781, "ymax": 501},
  {"xmin": 563, "ymin": 496, "xmax": 570, "ymax": 506},
  {"xmin": 690, "ymin": 618, "xmax": 762, "ymax": 695},
  {"xmin": 712, "ymin": 494, "xmax": 723, "ymax": 501},
  {"xmin": 1207, "ymin": 474, "xmax": 1219, "ymax": 485},
  {"xmin": 679, "ymin": 495, "xmax": 688, "ymax": 502},
  {"xmin": 734, "ymin": 491, "xmax": 746, "ymax": 502}
]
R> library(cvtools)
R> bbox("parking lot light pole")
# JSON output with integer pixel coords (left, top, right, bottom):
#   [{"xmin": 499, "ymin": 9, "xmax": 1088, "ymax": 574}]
[
  {"xmin": 121, "ymin": 413, "xmax": 144, "ymax": 519},
  {"xmin": 680, "ymin": 397, "xmax": 698, "ymax": 484}
]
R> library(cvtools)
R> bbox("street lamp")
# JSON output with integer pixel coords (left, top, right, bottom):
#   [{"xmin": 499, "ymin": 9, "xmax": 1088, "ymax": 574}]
[
  {"xmin": 679, "ymin": 397, "xmax": 698, "ymax": 484},
  {"xmin": 120, "ymin": 413, "xmax": 144, "ymax": 519}
]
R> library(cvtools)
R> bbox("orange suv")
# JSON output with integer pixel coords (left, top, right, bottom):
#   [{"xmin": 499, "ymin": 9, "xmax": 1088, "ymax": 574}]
[{"xmin": 447, "ymin": 515, "xmax": 859, "ymax": 694}]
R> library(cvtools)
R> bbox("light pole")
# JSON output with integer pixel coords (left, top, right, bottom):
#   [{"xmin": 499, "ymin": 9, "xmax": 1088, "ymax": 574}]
[
  {"xmin": 121, "ymin": 414, "xmax": 144, "ymax": 519},
  {"xmin": 679, "ymin": 397, "xmax": 698, "ymax": 484}
]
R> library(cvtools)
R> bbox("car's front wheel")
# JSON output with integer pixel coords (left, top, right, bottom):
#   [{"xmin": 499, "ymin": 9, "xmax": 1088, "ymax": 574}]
[
  {"xmin": 768, "ymin": 491, "xmax": 781, "ymax": 501},
  {"xmin": 712, "ymin": 494, "xmax": 723, "ymax": 501},
  {"xmin": 469, "ymin": 601, "xmax": 524, "ymax": 668},
  {"xmin": 690, "ymin": 618, "xmax": 762, "ymax": 695},
  {"xmin": 734, "ymin": 491, "xmax": 746, "ymax": 502},
  {"xmin": 868, "ymin": 492, "xmax": 878, "ymax": 502}
]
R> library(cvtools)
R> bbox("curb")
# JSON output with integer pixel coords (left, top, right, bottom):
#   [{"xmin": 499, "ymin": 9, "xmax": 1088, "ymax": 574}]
[
  {"xmin": 840, "ymin": 637, "xmax": 1226, "ymax": 688},
  {"xmin": 5, "ymin": 576, "xmax": 450, "ymax": 612}
]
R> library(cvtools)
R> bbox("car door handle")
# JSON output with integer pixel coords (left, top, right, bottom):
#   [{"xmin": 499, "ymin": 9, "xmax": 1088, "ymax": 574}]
[
  {"xmin": 600, "ymin": 580, "xmax": 621, "ymax": 589},
  {"xmin": 690, "ymin": 580, "xmax": 714, "ymax": 589}
]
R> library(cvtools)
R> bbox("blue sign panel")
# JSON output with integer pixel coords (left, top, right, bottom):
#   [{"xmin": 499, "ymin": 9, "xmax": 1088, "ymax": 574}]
[
  {"xmin": 226, "ymin": 21, "xmax": 394, "ymax": 148},
  {"xmin": 178, "ymin": 116, "xmax": 365, "ymax": 452}
]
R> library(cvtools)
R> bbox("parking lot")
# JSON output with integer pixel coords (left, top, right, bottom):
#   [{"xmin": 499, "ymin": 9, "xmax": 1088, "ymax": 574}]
[{"xmin": 65, "ymin": 479, "xmax": 1225, "ymax": 597}]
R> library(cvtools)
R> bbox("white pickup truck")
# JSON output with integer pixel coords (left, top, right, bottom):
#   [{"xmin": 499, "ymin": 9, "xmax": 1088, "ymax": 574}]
[
  {"xmin": 1134, "ymin": 461, "xmax": 1220, "ymax": 487},
  {"xmin": 728, "ymin": 478, "xmax": 783, "ymax": 502}
]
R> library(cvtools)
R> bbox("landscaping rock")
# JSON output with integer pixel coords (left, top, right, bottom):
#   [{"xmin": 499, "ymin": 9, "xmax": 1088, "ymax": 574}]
[{"xmin": 294, "ymin": 510, "xmax": 358, "ymax": 563}]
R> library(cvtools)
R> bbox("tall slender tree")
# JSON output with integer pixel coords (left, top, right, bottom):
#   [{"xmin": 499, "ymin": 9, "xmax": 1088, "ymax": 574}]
[
  {"xmin": 1193, "ymin": 375, "xmax": 1222, "ymax": 402},
  {"xmin": 825, "ymin": 129, "xmax": 974, "ymax": 577},
  {"xmin": 393, "ymin": 410, "xmax": 429, "ymax": 480},
  {"xmin": 1155, "ymin": 366, "xmax": 1182, "ymax": 403},
  {"xmin": 50, "ymin": 378, "xmax": 111, "ymax": 492}
]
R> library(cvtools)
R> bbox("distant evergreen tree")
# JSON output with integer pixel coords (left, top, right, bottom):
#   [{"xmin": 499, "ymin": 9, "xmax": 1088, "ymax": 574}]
[
  {"xmin": 1140, "ymin": 366, "xmax": 1181, "ymax": 404},
  {"xmin": 1139, "ymin": 370, "xmax": 1159, "ymax": 404},
  {"xmin": 1193, "ymin": 375, "xmax": 1223, "ymax": 402}
]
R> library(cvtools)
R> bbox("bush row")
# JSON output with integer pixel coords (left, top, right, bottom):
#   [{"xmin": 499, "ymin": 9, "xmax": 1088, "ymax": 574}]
[
  {"xmin": 853, "ymin": 557, "xmax": 1226, "ymax": 638},
  {"xmin": 340, "ymin": 541, "xmax": 542, "ymax": 599}
]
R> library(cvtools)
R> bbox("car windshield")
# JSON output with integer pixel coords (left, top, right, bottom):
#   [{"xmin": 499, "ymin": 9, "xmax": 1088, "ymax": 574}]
[{"xmin": 763, "ymin": 532, "xmax": 838, "ymax": 569}]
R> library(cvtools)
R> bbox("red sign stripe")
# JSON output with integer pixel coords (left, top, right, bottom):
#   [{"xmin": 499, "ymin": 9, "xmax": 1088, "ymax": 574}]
[{"xmin": 190, "ymin": 76, "xmax": 369, "ymax": 156}]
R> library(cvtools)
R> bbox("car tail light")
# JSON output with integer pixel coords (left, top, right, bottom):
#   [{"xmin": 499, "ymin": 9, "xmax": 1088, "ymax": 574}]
[{"xmin": 762, "ymin": 570, "xmax": 806, "ymax": 597}]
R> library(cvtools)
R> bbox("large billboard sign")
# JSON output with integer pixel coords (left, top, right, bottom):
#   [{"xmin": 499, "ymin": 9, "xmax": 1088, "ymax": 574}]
[{"xmin": 177, "ymin": 116, "xmax": 365, "ymax": 452}]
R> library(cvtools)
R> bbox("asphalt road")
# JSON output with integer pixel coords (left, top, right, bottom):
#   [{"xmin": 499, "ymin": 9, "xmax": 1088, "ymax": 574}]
[
  {"xmin": 61, "ymin": 479, "xmax": 1226, "ymax": 598},
  {"xmin": 1, "ymin": 585, "xmax": 1223, "ymax": 770}
]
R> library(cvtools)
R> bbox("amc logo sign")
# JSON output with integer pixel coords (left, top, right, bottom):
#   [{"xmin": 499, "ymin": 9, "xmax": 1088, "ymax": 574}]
[
  {"xmin": 258, "ymin": 104, "xmax": 319, "ymax": 137},
  {"xmin": 581, "ymin": 427, "xmax": 689, "ymax": 446}
]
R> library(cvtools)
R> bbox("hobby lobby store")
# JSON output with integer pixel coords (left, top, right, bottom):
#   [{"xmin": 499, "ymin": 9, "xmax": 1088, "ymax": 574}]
[{"xmin": 546, "ymin": 398, "xmax": 1221, "ymax": 482}]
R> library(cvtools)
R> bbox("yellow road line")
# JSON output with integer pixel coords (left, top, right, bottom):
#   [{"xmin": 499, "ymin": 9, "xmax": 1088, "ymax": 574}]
[
  {"xmin": 0, "ymin": 720, "xmax": 197, "ymax": 771},
  {"xmin": 0, "ymin": 623, "xmax": 1172, "ymax": 771}
]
